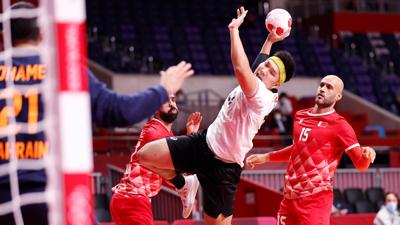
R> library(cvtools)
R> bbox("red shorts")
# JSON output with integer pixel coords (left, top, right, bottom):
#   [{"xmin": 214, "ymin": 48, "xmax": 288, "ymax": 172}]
[
  {"xmin": 110, "ymin": 193, "xmax": 153, "ymax": 225},
  {"xmin": 277, "ymin": 190, "xmax": 333, "ymax": 225}
]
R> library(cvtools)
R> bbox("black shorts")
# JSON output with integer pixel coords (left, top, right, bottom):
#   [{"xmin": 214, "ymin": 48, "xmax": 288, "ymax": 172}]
[{"xmin": 166, "ymin": 130, "xmax": 242, "ymax": 218}]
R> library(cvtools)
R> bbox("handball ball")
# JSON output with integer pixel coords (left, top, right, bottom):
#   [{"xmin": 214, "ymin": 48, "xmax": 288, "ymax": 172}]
[{"xmin": 265, "ymin": 8, "xmax": 292, "ymax": 36}]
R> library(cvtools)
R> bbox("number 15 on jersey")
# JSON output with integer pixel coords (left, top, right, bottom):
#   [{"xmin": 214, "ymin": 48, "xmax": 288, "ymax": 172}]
[{"xmin": 299, "ymin": 127, "xmax": 311, "ymax": 142}]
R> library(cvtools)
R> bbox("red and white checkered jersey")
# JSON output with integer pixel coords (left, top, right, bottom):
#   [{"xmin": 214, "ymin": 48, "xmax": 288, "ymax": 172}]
[
  {"xmin": 284, "ymin": 108, "xmax": 359, "ymax": 199},
  {"xmin": 112, "ymin": 118, "xmax": 173, "ymax": 198}
]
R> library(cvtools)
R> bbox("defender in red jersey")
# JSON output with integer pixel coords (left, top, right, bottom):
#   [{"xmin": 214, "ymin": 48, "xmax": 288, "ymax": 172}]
[
  {"xmin": 246, "ymin": 75, "xmax": 376, "ymax": 225},
  {"xmin": 111, "ymin": 95, "xmax": 202, "ymax": 225}
]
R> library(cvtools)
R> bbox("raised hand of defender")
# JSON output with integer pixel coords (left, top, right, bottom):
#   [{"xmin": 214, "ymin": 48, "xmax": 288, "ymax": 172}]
[
  {"xmin": 228, "ymin": 6, "xmax": 248, "ymax": 30},
  {"xmin": 246, "ymin": 153, "xmax": 269, "ymax": 169},
  {"xmin": 160, "ymin": 61, "xmax": 194, "ymax": 95},
  {"xmin": 362, "ymin": 146, "xmax": 376, "ymax": 163},
  {"xmin": 186, "ymin": 112, "xmax": 202, "ymax": 135}
]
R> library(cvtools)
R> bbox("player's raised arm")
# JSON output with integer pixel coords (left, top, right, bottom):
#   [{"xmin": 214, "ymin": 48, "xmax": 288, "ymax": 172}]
[
  {"xmin": 89, "ymin": 61, "xmax": 194, "ymax": 127},
  {"xmin": 251, "ymin": 31, "xmax": 291, "ymax": 72},
  {"xmin": 228, "ymin": 7, "xmax": 258, "ymax": 97}
]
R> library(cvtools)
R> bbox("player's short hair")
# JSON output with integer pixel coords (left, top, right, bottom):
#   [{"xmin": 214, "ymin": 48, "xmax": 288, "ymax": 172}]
[
  {"xmin": 10, "ymin": 1, "xmax": 39, "ymax": 46},
  {"xmin": 273, "ymin": 50, "xmax": 295, "ymax": 83}
]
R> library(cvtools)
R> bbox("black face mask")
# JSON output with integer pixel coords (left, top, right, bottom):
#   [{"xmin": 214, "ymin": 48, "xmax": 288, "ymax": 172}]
[{"xmin": 159, "ymin": 107, "xmax": 178, "ymax": 123}]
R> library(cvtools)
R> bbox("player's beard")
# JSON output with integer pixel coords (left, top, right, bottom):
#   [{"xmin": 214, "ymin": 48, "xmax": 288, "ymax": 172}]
[
  {"xmin": 315, "ymin": 95, "xmax": 335, "ymax": 108},
  {"xmin": 159, "ymin": 107, "xmax": 178, "ymax": 123}
]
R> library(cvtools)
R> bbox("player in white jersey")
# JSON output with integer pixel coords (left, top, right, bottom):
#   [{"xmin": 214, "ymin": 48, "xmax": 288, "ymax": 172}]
[{"xmin": 137, "ymin": 7, "xmax": 295, "ymax": 224}]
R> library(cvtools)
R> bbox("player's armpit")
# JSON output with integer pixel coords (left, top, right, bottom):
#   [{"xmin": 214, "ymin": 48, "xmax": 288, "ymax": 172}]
[
  {"xmin": 269, "ymin": 145, "xmax": 294, "ymax": 162},
  {"xmin": 346, "ymin": 146, "xmax": 371, "ymax": 172}
]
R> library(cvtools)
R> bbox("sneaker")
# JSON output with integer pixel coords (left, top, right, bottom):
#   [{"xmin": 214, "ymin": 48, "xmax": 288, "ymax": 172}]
[{"xmin": 177, "ymin": 174, "xmax": 200, "ymax": 218}]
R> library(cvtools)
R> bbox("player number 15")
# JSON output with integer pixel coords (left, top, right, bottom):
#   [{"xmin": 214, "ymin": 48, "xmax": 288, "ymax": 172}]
[
  {"xmin": 277, "ymin": 214, "xmax": 287, "ymax": 225},
  {"xmin": 299, "ymin": 127, "xmax": 311, "ymax": 142}
]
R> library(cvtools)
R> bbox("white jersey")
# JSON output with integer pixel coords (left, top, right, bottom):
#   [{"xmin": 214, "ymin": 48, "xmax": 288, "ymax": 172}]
[{"xmin": 206, "ymin": 79, "xmax": 278, "ymax": 167}]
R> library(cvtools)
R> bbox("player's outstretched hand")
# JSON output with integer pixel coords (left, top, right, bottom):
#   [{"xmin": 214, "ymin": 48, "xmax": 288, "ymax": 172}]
[
  {"xmin": 186, "ymin": 112, "xmax": 202, "ymax": 135},
  {"xmin": 246, "ymin": 153, "xmax": 269, "ymax": 168},
  {"xmin": 228, "ymin": 6, "xmax": 248, "ymax": 30},
  {"xmin": 362, "ymin": 146, "xmax": 376, "ymax": 163},
  {"xmin": 160, "ymin": 61, "xmax": 194, "ymax": 95}
]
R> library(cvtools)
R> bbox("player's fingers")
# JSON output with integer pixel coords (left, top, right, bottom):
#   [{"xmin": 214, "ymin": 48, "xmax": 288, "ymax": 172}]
[
  {"xmin": 195, "ymin": 114, "xmax": 202, "ymax": 123},
  {"xmin": 361, "ymin": 148, "xmax": 368, "ymax": 157},
  {"xmin": 173, "ymin": 64, "xmax": 185, "ymax": 76},
  {"xmin": 237, "ymin": 9, "xmax": 240, "ymax": 17},
  {"xmin": 175, "ymin": 61, "xmax": 189, "ymax": 73},
  {"xmin": 192, "ymin": 115, "xmax": 198, "ymax": 123},
  {"xmin": 193, "ymin": 114, "xmax": 202, "ymax": 124},
  {"xmin": 245, "ymin": 158, "xmax": 253, "ymax": 168},
  {"xmin": 363, "ymin": 147, "xmax": 375, "ymax": 163},
  {"xmin": 240, "ymin": 6, "xmax": 245, "ymax": 14},
  {"xmin": 182, "ymin": 68, "xmax": 194, "ymax": 78},
  {"xmin": 175, "ymin": 61, "xmax": 186, "ymax": 69},
  {"xmin": 188, "ymin": 113, "xmax": 194, "ymax": 121},
  {"xmin": 367, "ymin": 151, "xmax": 373, "ymax": 161},
  {"xmin": 370, "ymin": 150, "xmax": 376, "ymax": 163},
  {"xmin": 166, "ymin": 64, "xmax": 177, "ymax": 73},
  {"xmin": 247, "ymin": 155, "xmax": 257, "ymax": 163}
]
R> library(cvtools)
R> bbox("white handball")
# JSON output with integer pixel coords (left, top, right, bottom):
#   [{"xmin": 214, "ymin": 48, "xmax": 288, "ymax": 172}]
[{"xmin": 265, "ymin": 8, "xmax": 292, "ymax": 36}]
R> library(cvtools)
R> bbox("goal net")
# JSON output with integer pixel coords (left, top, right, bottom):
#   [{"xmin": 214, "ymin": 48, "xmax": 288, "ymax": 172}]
[{"xmin": 0, "ymin": 0, "xmax": 93, "ymax": 225}]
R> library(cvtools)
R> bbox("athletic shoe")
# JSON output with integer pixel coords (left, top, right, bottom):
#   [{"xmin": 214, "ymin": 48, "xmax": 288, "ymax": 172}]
[{"xmin": 177, "ymin": 174, "xmax": 200, "ymax": 218}]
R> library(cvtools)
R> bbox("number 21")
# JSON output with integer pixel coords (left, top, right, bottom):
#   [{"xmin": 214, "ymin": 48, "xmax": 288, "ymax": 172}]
[
  {"xmin": 0, "ymin": 88, "xmax": 39, "ymax": 134},
  {"xmin": 299, "ymin": 127, "xmax": 311, "ymax": 142}
]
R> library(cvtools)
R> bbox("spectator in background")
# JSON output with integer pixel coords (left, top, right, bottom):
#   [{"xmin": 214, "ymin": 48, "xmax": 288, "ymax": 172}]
[
  {"xmin": 374, "ymin": 192, "xmax": 400, "ymax": 225},
  {"xmin": 268, "ymin": 92, "xmax": 293, "ymax": 136},
  {"xmin": 331, "ymin": 204, "xmax": 349, "ymax": 216},
  {"xmin": 278, "ymin": 92, "xmax": 293, "ymax": 116}
]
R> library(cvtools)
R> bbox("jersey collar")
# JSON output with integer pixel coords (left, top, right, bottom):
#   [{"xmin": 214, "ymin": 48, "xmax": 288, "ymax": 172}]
[{"xmin": 306, "ymin": 109, "xmax": 335, "ymax": 116}]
